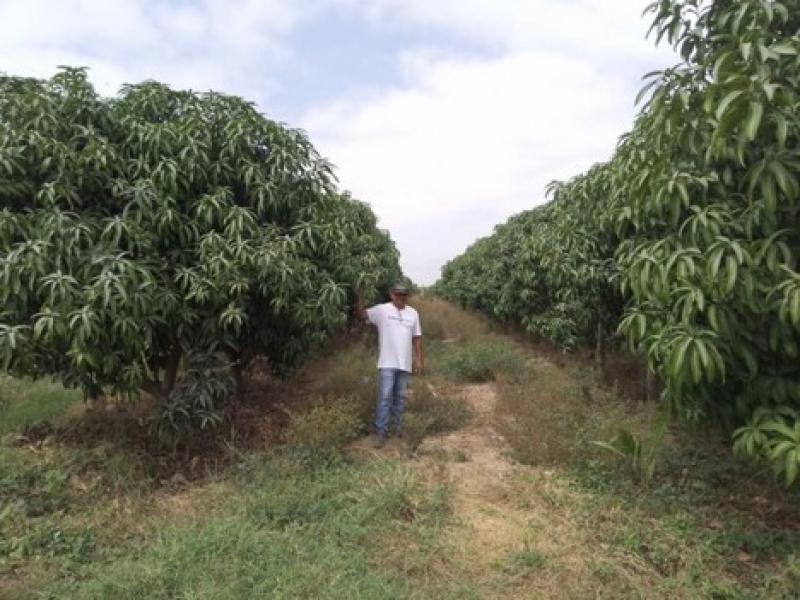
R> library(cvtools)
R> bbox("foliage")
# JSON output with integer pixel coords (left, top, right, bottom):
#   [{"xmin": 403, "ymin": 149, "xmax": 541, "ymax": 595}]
[
  {"xmin": 613, "ymin": 0, "xmax": 800, "ymax": 483},
  {"xmin": 734, "ymin": 407, "xmax": 800, "ymax": 485},
  {"xmin": 436, "ymin": 164, "xmax": 623, "ymax": 351},
  {"xmin": 436, "ymin": 0, "xmax": 800, "ymax": 484},
  {"xmin": 0, "ymin": 68, "xmax": 401, "ymax": 433},
  {"xmin": 150, "ymin": 350, "xmax": 235, "ymax": 442}
]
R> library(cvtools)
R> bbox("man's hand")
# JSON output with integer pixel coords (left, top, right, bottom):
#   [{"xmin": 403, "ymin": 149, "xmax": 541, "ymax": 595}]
[{"xmin": 413, "ymin": 336, "xmax": 424, "ymax": 375}]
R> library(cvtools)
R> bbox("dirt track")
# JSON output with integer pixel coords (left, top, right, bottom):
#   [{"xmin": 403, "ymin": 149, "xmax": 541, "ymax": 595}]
[{"xmin": 349, "ymin": 376, "xmax": 597, "ymax": 598}]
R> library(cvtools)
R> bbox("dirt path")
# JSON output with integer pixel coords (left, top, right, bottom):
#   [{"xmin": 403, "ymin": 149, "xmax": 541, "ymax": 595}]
[
  {"xmin": 350, "ymin": 374, "xmax": 598, "ymax": 598},
  {"xmin": 415, "ymin": 383, "xmax": 527, "ymax": 571}
]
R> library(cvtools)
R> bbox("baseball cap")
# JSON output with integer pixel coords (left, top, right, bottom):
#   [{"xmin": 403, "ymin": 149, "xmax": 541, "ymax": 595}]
[{"xmin": 391, "ymin": 283, "xmax": 409, "ymax": 294}]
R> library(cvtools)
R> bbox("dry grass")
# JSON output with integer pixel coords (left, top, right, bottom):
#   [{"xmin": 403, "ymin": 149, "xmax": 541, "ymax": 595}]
[
  {"xmin": 495, "ymin": 356, "xmax": 660, "ymax": 470},
  {"xmin": 490, "ymin": 353, "xmax": 800, "ymax": 598},
  {"xmin": 411, "ymin": 295, "xmax": 490, "ymax": 341}
]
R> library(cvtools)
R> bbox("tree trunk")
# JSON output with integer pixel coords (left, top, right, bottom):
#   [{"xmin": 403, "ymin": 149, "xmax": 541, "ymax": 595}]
[
  {"xmin": 645, "ymin": 367, "xmax": 659, "ymax": 403},
  {"xmin": 164, "ymin": 347, "xmax": 182, "ymax": 394},
  {"xmin": 141, "ymin": 379, "xmax": 167, "ymax": 401},
  {"xmin": 595, "ymin": 320, "xmax": 607, "ymax": 378},
  {"xmin": 232, "ymin": 360, "xmax": 245, "ymax": 401},
  {"xmin": 231, "ymin": 351, "xmax": 252, "ymax": 401}
]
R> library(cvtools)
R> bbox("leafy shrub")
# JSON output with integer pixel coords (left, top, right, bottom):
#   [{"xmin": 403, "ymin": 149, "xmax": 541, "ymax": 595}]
[
  {"xmin": 151, "ymin": 351, "xmax": 235, "ymax": 444},
  {"xmin": 438, "ymin": 336, "xmax": 529, "ymax": 383},
  {"xmin": 733, "ymin": 407, "xmax": 800, "ymax": 486}
]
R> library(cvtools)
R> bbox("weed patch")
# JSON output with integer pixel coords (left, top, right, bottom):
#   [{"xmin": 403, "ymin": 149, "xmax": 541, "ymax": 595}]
[
  {"xmin": 412, "ymin": 296, "xmax": 489, "ymax": 342},
  {"xmin": 0, "ymin": 448, "xmax": 72, "ymax": 518},
  {"xmin": 0, "ymin": 377, "xmax": 81, "ymax": 435},
  {"xmin": 496, "ymin": 363, "xmax": 659, "ymax": 469},
  {"xmin": 437, "ymin": 336, "xmax": 529, "ymax": 383},
  {"xmin": 40, "ymin": 455, "xmax": 465, "ymax": 600},
  {"xmin": 494, "ymin": 547, "xmax": 547, "ymax": 576},
  {"xmin": 284, "ymin": 398, "xmax": 365, "ymax": 454},
  {"xmin": 404, "ymin": 382, "xmax": 471, "ymax": 452},
  {"xmin": 494, "ymin": 356, "xmax": 800, "ymax": 598}
]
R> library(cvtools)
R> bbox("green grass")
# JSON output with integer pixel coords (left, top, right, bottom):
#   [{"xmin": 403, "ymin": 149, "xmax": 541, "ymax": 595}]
[
  {"xmin": 1, "ymin": 435, "xmax": 471, "ymax": 598},
  {"xmin": 4, "ymin": 301, "xmax": 800, "ymax": 599},
  {"xmin": 0, "ymin": 337, "xmax": 480, "ymax": 599},
  {"xmin": 493, "ymin": 547, "xmax": 547, "ymax": 576},
  {"xmin": 31, "ymin": 454, "xmax": 466, "ymax": 600},
  {"xmin": 0, "ymin": 376, "xmax": 81, "ymax": 435},
  {"xmin": 434, "ymin": 335, "xmax": 530, "ymax": 383},
  {"xmin": 286, "ymin": 335, "xmax": 473, "ymax": 456}
]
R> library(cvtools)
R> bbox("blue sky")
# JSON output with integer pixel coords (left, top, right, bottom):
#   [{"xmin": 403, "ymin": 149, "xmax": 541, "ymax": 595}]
[{"xmin": 0, "ymin": 0, "xmax": 676, "ymax": 283}]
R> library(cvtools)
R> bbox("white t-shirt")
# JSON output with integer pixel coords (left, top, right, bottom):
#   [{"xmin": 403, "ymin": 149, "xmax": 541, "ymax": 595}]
[{"xmin": 366, "ymin": 302, "xmax": 422, "ymax": 372}]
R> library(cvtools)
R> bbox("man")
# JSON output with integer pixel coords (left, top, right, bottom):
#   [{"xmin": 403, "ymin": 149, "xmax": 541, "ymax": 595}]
[{"xmin": 355, "ymin": 283, "xmax": 424, "ymax": 448}]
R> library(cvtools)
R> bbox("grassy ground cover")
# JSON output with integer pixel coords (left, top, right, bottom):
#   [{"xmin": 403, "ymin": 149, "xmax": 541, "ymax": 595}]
[
  {"xmin": 2, "ymin": 296, "xmax": 799, "ymax": 598},
  {"xmin": 0, "ymin": 377, "xmax": 81, "ymax": 436}
]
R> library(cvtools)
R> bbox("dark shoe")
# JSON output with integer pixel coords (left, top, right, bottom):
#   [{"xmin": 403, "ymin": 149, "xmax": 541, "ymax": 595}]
[
  {"xmin": 394, "ymin": 430, "xmax": 404, "ymax": 439},
  {"xmin": 373, "ymin": 435, "xmax": 387, "ymax": 449}
]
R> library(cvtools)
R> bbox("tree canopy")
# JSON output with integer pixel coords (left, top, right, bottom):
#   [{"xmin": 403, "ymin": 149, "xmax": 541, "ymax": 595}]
[
  {"xmin": 0, "ymin": 67, "xmax": 402, "ymax": 435},
  {"xmin": 437, "ymin": 0, "xmax": 800, "ymax": 485}
]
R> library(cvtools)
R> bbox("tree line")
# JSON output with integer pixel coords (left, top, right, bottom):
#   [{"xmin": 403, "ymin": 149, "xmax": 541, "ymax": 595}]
[{"xmin": 436, "ymin": 0, "xmax": 800, "ymax": 485}]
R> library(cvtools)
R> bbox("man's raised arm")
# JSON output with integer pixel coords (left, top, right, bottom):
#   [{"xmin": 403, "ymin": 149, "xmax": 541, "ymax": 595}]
[{"xmin": 354, "ymin": 291, "xmax": 370, "ymax": 323}]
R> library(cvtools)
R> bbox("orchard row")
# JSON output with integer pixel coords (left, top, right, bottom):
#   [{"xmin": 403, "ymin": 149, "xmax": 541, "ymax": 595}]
[{"xmin": 436, "ymin": 0, "xmax": 800, "ymax": 485}]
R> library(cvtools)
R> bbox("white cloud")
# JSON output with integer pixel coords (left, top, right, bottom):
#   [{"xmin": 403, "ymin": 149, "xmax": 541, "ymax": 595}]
[
  {"xmin": 303, "ymin": 1, "xmax": 677, "ymax": 284},
  {"xmin": 0, "ymin": 0, "xmax": 304, "ymax": 102},
  {"xmin": 0, "ymin": 0, "xmax": 677, "ymax": 285},
  {"xmin": 307, "ymin": 50, "xmax": 622, "ymax": 221},
  {"xmin": 335, "ymin": 0, "xmax": 672, "ymax": 63}
]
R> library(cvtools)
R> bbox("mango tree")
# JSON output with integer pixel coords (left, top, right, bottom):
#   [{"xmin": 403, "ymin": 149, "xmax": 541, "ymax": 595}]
[
  {"xmin": 615, "ymin": 0, "xmax": 800, "ymax": 484},
  {"xmin": 0, "ymin": 68, "xmax": 401, "ymax": 436},
  {"xmin": 436, "ymin": 0, "xmax": 800, "ymax": 485},
  {"xmin": 437, "ymin": 163, "xmax": 623, "ymax": 354}
]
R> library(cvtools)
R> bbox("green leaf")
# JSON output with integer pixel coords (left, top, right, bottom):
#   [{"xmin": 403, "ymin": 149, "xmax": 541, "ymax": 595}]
[
  {"xmin": 715, "ymin": 90, "xmax": 745, "ymax": 120},
  {"xmin": 744, "ymin": 101, "xmax": 763, "ymax": 141}
]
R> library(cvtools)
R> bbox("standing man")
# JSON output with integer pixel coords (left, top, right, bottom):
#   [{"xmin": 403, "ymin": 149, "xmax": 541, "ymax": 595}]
[{"xmin": 356, "ymin": 283, "xmax": 424, "ymax": 448}]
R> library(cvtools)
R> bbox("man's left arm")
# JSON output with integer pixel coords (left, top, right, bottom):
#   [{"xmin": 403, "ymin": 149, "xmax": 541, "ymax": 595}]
[
  {"xmin": 413, "ymin": 336, "xmax": 424, "ymax": 374},
  {"xmin": 413, "ymin": 313, "xmax": 424, "ymax": 374}
]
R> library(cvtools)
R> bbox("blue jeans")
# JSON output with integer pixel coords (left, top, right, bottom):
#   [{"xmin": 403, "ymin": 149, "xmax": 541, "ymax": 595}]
[{"xmin": 375, "ymin": 368, "xmax": 410, "ymax": 437}]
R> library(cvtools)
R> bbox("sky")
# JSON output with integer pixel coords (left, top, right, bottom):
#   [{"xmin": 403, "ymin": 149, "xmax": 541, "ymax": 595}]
[{"xmin": 0, "ymin": 0, "xmax": 677, "ymax": 284}]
